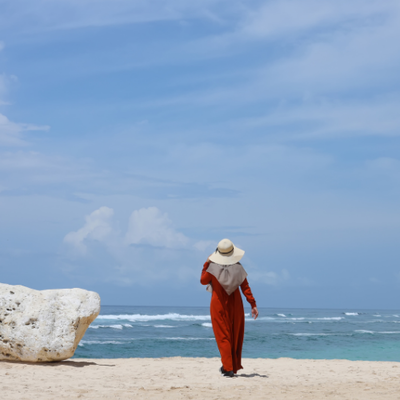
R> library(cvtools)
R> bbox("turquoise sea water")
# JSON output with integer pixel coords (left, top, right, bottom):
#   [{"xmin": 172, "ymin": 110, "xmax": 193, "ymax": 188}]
[{"xmin": 73, "ymin": 306, "xmax": 400, "ymax": 361}]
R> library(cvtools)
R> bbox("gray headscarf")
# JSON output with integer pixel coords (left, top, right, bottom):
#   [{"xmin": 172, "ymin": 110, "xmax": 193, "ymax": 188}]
[{"xmin": 206, "ymin": 262, "xmax": 248, "ymax": 295}]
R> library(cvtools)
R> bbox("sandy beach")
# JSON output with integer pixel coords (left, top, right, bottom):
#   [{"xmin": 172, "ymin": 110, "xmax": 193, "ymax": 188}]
[{"xmin": 1, "ymin": 357, "xmax": 400, "ymax": 399}]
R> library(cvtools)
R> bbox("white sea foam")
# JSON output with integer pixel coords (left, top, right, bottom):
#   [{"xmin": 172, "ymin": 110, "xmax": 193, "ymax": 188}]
[
  {"xmin": 277, "ymin": 314, "xmax": 286, "ymax": 317},
  {"xmin": 355, "ymin": 330, "xmax": 374, "ymax": 334},
  {"xmin": 363, "ymin": 319, "xmax": 384, "ymax": 323},
  {"xmin": 163, "ymin": 337, "xmax": 214, "ymax": 341},
  {"xmin": 355, "ymin": 330, "xmax": 400, "ymax": 334},
  {"xmin": 154, "ymin": 325, "xmax": 174, "ymax": 328},
  {"xmin": 393, "ymin": 315, "xmax": 400, "ymax": 318},
  {"xmin": 96, "ymin": 313, "xmax": 211, "ymax": 322},
  {"xmin": 344, "ymin": 312, "xmax": 359, "ymax": 316},
  {"xmin": 202, "ymin": 323, "xmax": 212, "ymax": 328},
  {"xmin": 290, "ymin": 333, "xmax": 333, "ymax": 336},
  {"xmin": 108, "ymin": 324, "xmax": 124, "ymax": 329},
  {"xmin": 373, "ymin": 315, "xmax": 381, "ymax": 317},
  {"xmin": 80, "ymin": 340, "xmax": 124, "ymax": 345},
  {"xmin": 89, "ymin": 324, "xmax": 124, "ymax": 330},
  {"xmin": 249, "ymin": 316, "xmax": 342, "ymax": 323},
  {"xmin": 288, "ymin": 317, "xmax": 343, "ymax": 321}
]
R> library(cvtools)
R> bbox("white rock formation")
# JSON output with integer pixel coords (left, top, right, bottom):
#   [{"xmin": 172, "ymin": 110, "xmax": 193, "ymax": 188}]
[{"xmin": 0, "ymin": 283, "xmax": 100, "ymax": 362}]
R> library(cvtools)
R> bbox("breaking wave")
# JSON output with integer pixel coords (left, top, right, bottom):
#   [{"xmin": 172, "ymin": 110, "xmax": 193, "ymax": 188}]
[{"xmin": 96, "ymin": 313, "xmax": 211, "ymax": 322}]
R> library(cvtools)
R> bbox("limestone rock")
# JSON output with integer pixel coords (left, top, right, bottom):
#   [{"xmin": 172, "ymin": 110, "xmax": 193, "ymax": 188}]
[{"xmin": 0, "ymin": 283, "xmax": 100, "ymax": 362}]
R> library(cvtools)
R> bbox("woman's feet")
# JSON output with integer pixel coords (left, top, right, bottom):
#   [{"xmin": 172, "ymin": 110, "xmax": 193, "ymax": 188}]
[{"xmin": 219, "ymin": 366, "xmax": 235, "ymax": 378}]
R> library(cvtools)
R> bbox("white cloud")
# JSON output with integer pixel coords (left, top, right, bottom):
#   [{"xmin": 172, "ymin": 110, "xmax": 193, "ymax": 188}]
[
  {"xmin": 239, "ymin": 0, "xmax": 396, "ymax": 40},
  {"xmin": 194, "ymin": 240, "xmax": 215, "ymax": 252},
  {"xmin": 62, "ymin": 206, "xmax": 196, "ymax": 284},
  {"xmin": 125, "ymin": 207, "xmax": 189, "ymax": 249},
  {"xmin": 160, "ymin": 142, "xmax": 333, "ymax": 185},
  {"xmin": 0, "ymin": 150, "xmax": 62, "ymax": 170},
  {"xmin": 0, "ymin": 113, "xmax": 50, "ymax": 146},
  {"xmin": 145, "ymin": 1, "xmax": 400, "ymax": 140},
  {"xmin": 0, "ymin": 0, "xmax": 230, "ymax": 32},
  {"xmin": 0, "ymin": 73, "xmax": 18, "ymax": 105},
  {"xmin": 235, "ymin": 97, "xmax": 400, "ymax": 139},
  {"xmin": 258, "ymin": 19, "xmax": 400, "ymax": 100},
  {"xmin": 241, "ymin": 1, "xmax": 340, "ymax": 39},
  {"xmin": 250, "ymin": 269, "xmax": 290, "ymax": 286},
  {"xmin": 185, "ymin": 1, "xmax": 400, "ymax": 59},
  {"xmin": 63, "ymin": 206, "xmax": 114, "ymax": 253},
  {"xmin": 0, "ymin": 150, "xmax": 102, "ymax": 200},
  {"xmin": 64, "ymin": 206, "xmax": 189, "ymax": 254},
  {"xmin": 0, "ymin": 75, "xmax": 9, "ymax": 106}
]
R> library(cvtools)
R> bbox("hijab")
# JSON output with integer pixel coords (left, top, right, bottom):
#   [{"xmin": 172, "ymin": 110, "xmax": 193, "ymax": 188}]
[{"xmin": 206, "ymin": 262, "xmax": 248, "ymax": 295}]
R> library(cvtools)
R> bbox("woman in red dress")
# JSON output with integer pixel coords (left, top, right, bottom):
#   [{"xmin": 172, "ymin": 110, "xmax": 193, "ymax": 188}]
[{"xmin": 201, "ymin": 238, "xmax": 258, "ymax": 377}]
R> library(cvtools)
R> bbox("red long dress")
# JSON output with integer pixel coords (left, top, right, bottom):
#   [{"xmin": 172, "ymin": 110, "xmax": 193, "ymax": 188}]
[{"xmin": 200, "ymin": 261, "xmax": 257, "ymax": 373}]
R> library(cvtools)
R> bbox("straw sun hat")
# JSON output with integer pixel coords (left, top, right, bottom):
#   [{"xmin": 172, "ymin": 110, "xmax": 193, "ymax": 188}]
[{"xmin": 209, "ymin": 238, "xmax": 245, "ymax": 265}]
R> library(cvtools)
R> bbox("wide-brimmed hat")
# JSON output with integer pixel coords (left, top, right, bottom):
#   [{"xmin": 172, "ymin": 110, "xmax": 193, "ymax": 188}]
[{"xmin": 208, "ymin": 238, "xmax": 245, "ymax": 265}]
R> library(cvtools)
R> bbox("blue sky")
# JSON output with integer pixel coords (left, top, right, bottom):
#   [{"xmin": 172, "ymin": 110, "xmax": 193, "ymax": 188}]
[{"xmin": 0, "ymin": 0, "xmax": 399, "ymax": 308}]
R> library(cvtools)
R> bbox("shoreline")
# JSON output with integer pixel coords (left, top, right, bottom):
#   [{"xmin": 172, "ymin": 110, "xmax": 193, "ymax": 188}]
[{"xmin": 2, "ymin": 357, "xmax": 400, "ymax": 399}]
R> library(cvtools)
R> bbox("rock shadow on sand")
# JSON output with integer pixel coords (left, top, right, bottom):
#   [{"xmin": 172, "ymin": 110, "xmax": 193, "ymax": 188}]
[
  {"xmin": 2, "ymin": 360, "xmax": 115, "ymax": 368},
  {"xmin": 50, "ymin": 361, "xmax": 116, "ymax": 368}
]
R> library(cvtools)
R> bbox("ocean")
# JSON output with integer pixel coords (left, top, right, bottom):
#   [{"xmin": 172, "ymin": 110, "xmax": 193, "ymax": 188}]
[{"xmin": 74, "ymin": 306, "xmax": 400, "ymax": 361}]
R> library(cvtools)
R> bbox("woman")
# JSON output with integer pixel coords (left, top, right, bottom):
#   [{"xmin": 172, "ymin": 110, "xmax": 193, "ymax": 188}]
[{"xmin": 201, "ymin": 238, "xmax": 258, "ymax": 377}]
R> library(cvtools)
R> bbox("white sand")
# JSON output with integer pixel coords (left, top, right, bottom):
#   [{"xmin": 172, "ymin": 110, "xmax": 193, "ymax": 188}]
[{"xmin": 1, "ymin": 357, "xmax": 400, "ymax": 399}]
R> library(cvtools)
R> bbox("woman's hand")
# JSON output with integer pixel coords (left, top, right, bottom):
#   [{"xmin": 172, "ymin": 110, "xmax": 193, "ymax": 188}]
[{"xmin": 251, "ymin": 307, "xmax": 259, "ymax": 320}]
